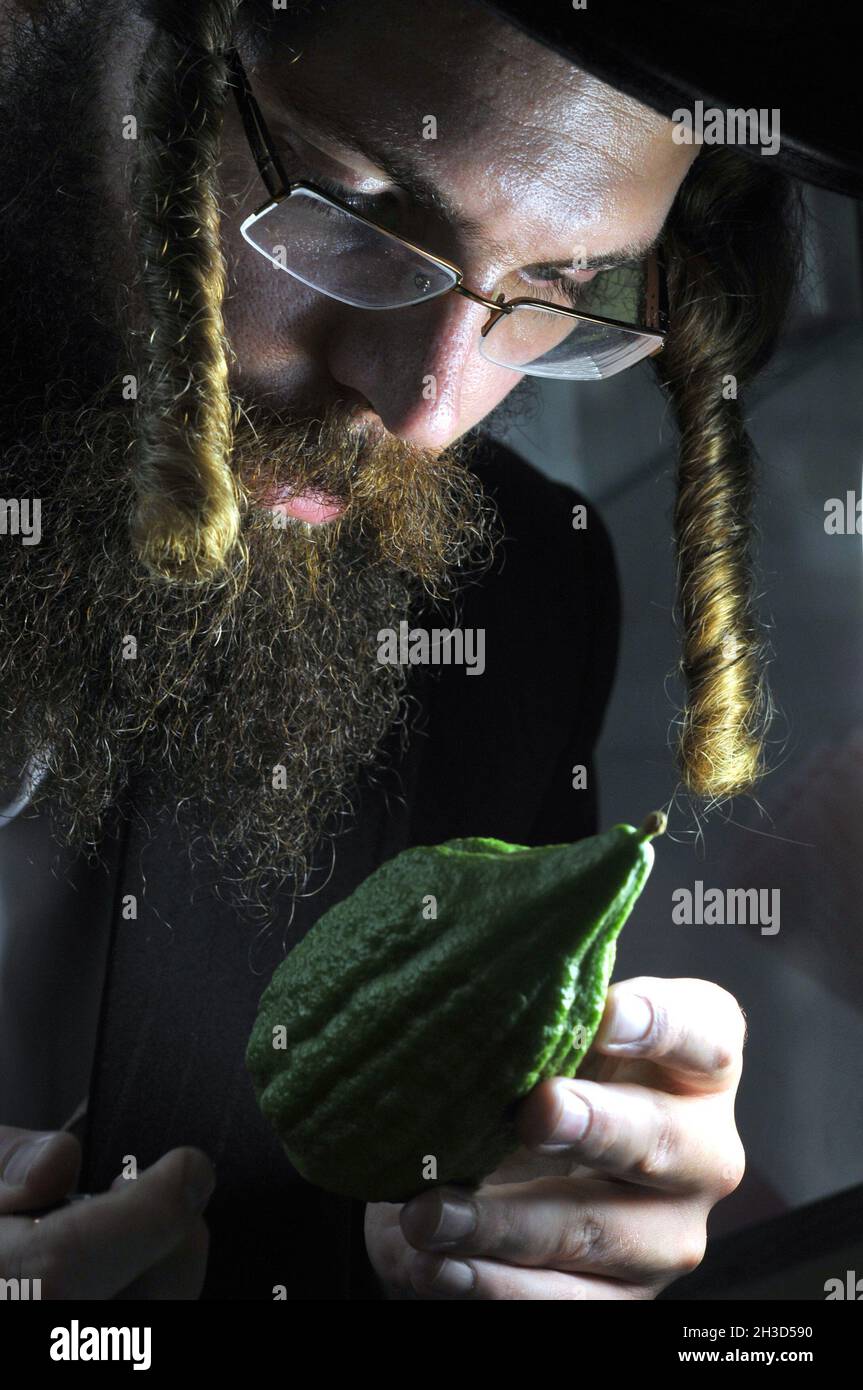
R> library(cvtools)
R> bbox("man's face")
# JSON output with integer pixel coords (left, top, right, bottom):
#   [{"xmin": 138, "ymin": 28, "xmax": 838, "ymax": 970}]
[
  {"xmin": 213, "ymin": 0, "xmax": 695, "ymax": 447},
  {"xmin": 0, "ymin": 0, "xmax": 696, "ymax": 914}
]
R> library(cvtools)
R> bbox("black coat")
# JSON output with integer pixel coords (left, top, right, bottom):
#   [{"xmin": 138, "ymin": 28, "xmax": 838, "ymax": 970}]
[{"xmin": 68, "ymin": 438, "xmax": 621, "ymax": 1300}]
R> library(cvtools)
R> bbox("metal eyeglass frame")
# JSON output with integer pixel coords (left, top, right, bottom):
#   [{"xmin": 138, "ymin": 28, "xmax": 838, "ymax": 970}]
[{"xmin": 224, "ymin": 47, "xmax": 670, "ymax": 369}]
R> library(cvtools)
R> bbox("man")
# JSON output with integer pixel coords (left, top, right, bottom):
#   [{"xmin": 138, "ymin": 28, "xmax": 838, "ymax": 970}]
[{"xmin": 0, "ymin": 0, "xmax": 846, "ymax": 1300}]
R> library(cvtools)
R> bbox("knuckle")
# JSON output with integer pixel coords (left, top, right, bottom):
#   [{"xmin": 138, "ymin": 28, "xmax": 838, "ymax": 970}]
[
  {"xmin": 653, "ymin": 980, "xmax": 748, "ymax": 1076},
  {"xmin": 677, "ymin": 1226, "xmax": 708, "ymax": 1276},
  {"xmin": 711, "ymin": 1042, "xmax": 737, "ymax": 1076},
  {"xmin": 633, "ymin": 1101, "xmax": 677, "ymax": 1184},
  {"xmin": 710, "ymin": 990, "xmax": 747, "ymax": 1072},
  {"xmin": 554, "ymin": 1208, "xmax": 608, "ymax": 1267},
  {"xmin": 487, "ymin": 1199, "xmax": 521, "ymax": 1256},
  {"xmin": 716, "ymin": 1140, "xmax": 746, "ymax": 1197}
]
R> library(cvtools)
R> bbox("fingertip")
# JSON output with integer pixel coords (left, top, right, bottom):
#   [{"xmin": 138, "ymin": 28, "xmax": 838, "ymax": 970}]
[
  {"xmin": 514, "ymin": 1077, "xmax": 565, "ymax": 1149},
  {"xmin": 167, "ymin": 1146, "xmax": 217, "ymax": 1212},
  {"xmin": 145, "ymin": 1145, "xmax": 214, "ymax": 1184}
]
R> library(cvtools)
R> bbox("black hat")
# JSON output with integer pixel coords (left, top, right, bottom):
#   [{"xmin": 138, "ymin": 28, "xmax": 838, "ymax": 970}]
[{"xmin": 480, "ymin": 0, "xmax": 862, "ymax": 199}]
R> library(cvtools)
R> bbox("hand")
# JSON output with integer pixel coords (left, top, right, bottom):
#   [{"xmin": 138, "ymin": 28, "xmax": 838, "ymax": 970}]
[
  {"xmin": 0, "ymin": 1125, "xmax": 215, "ymax": 1298},
  {"xmin": 365, "ymin": 976, "xmax": 746, "ymax": 1299}
]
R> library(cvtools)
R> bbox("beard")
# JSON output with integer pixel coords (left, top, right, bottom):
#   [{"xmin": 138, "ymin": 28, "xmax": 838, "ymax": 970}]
[
  {"xmin": 0, "ymin": 4, "xmax": 499, "ymax": 918},
  {"xmin": 0, "ymin": 395, "xmax": 496, "ymax": 917}
]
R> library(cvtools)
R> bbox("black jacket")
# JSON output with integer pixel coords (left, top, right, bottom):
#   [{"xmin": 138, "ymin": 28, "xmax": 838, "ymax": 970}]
[{"xmin": 68, "ymin": 437, "xmax": 621, "ymax": 1300}]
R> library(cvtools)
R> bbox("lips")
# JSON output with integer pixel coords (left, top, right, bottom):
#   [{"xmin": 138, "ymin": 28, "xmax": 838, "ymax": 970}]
[{"xmin": 262, "ymin": 487, "xmax": 346, "ymax": 525}]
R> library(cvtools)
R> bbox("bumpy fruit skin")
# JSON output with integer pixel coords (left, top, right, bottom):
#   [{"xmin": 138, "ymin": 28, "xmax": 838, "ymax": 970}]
[{"xmin": 246, "ymin": 821, "xmax": 661, "ymax": 1203}]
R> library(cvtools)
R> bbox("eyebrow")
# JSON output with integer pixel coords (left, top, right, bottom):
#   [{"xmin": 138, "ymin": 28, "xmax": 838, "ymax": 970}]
[{"xmin": 271, "ymin": 92, "xmax": 663, "ymax": 273}]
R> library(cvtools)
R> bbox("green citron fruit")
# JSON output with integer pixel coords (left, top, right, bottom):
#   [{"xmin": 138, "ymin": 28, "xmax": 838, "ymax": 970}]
[{"xmin": 246, "ymin": 811, "xmax": 666, "ymax": 1202}]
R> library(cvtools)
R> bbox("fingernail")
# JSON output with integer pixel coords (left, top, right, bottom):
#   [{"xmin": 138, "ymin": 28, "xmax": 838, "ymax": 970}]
[
  {"xmin": 403, "ymin": 1194, "xmax": 477, "ymax": 1250},
  {"xmin": 539, "ymin": 1087, "xmax": 591, "ymax": 1150},
  {"xmin": 1, "ymin": 1133, "xmax": 56, "ymax": 1187},
  {"xmin": 601, "ymin": 992, "xmax": 653, "ymax": 1047},
  {"xmin": 424, "ymin": 1196, "xmax": 476, "ymax": 1248},
  {"xmin": 185, "ymin": 1167, "xmax": 216, "ymax": 1211},
  {"xmin": 412, "ymin": 1254, "xmax": 476, "ymax": 1297}
]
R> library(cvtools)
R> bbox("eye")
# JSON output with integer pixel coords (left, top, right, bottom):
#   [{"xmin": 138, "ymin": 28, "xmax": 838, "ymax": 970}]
[
  {"xmin": 519, "ymin": 265, "xmax": 602, "ymax": 309},
  {"xmin": 310, "ymin": 173, "xmax": 401, "ymax": 227},
  {"xmin": 274, "ymin": 125, "xmax": 404, "ymax": 229}
]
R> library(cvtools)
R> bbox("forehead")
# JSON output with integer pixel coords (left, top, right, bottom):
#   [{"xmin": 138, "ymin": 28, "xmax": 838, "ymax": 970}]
[{"xmin": 252, "ymin": 0, "xmax": 695, "ymax": 262}]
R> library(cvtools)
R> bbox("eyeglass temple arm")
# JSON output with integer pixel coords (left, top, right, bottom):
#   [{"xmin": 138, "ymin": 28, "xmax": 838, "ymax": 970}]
[
  {"xmin": 224, "ymin": 46, "xmax": 291, "ymax": 202},
  {"xmin": 645, "ymin": 247, "xmax": 670, "ymax": 335}
]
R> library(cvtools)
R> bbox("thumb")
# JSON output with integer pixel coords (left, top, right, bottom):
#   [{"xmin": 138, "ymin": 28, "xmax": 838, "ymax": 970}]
[{"xmin": 0, "ymin": 1126, "xmax": 82, "ymax": 1215}]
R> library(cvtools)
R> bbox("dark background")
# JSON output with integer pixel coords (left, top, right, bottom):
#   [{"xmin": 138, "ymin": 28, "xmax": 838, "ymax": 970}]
[{"xmin": 489, "ymin": 185, "xmax": 863, "ymax": 1241}]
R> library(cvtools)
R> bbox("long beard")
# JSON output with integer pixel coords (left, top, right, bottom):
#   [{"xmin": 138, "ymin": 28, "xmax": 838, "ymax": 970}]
[
  {"xmin": 0, "ymin": 389, "xmax": 497, "ymax": 917},
  {"xmin": 0, "ymin": 5, "xmax": 499, "ymax": 919}
]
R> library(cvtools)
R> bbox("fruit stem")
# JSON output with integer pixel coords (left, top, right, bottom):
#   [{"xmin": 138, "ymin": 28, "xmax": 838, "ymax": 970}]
[{"xmin": 639, "ymin": 810, "xmax": 667, "ymax": 840}]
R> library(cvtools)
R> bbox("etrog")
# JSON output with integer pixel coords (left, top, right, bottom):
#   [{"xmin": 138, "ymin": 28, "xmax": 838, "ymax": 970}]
[{"xmin": 246, "ymin": 812, "xmax": 665, "ymax": 1202}]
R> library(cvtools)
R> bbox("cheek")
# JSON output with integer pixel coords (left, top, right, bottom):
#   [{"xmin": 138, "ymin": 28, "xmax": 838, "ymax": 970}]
[
  {"xmin": 217, "ymin": 112, "xmax": 308, "ymax": 374},
  {"xmin": 459, "ymin": 366, "xmax": 527, "ymax": 434},
  {"xmin": 216, "ymin": 116, "xmax": 528, "ymax": 438},
  {"xmin": 220, "ymin": 189, "xmax": 339, "ymax": 387}
]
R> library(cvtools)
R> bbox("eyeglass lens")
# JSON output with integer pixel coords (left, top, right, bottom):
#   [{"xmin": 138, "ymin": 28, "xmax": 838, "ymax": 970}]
[
  {"xmin": 242, "ymin": 188, "xmax": 458, "ymax": 309},
  {"xmin": 479, "ymin": 304, "xmax": 662, "ymax": 380},
  {"xmin": 241, "ymin": 189, "xmax": 659, "ymax": 379}
]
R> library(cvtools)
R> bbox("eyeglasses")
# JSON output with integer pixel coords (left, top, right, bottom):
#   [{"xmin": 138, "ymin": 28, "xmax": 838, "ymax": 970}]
[{"xmin": 225, "ymin": 48, "xmax": 669, "ymax": 381}]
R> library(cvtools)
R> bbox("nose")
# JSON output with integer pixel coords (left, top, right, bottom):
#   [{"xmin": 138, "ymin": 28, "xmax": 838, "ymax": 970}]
[{"xmin": 324, "ymin": 290, "xmax": 494, "ymax": 450}]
